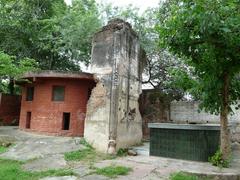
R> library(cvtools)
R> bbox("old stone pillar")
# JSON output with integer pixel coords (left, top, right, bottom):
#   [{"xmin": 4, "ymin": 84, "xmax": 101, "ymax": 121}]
[{"xmin": 84, "ymin": 19, "xmax": 146, "ymax": 153}]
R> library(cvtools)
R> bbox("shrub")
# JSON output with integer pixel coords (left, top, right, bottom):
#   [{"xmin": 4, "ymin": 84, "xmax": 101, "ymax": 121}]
[
  {"xmin": 208, "ymin": 150, "xmax": 229, "ymax": 168},
  {"xmin": 117, "ymin": 148, "xmax": 128, "ymax": 157}
]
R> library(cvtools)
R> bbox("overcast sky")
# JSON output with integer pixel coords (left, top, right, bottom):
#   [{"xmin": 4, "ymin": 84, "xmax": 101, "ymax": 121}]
[{"xmin": 65, "ymin": 0, "xmax": 160, "ymax": 11}]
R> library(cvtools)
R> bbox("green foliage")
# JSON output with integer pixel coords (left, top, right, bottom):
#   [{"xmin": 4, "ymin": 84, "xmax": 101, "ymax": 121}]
[
  {"xmin": 60, "ymin": 0, "xmax": 101, "ymax": 66},
  {"xmin": 0, "ymin": 52, "xmax": 38, "ymax": 78},
  {"xmin": 157, "ymin": 0, "xmax": 240, "ymax": 113},
  {"xmin": 0, "ymin": 81, "xmax": 8, "ymax": 93},
  {"xmin": 0, "ymin": 146, "xmax": 7, "ymax": 154},
  {"xmin": 94, "ymin": 165, "xmax": 132, "ymax": 178},
  {"xmin": 157, "ymin": 0, "xmax": 240, "ymax": 158},
  {"xmin": 170, "ymin": 172, "xmax": 202, "ymax": 180},
  {"xmin": 117, "ymin": 148, "xmax": 128, "ymax": 157},
  {"xmin": 0, "ymin": 0, "xmax": 101, "ymax": 71},
  {"xmin": 208, "ymin": 150, "xmax": 230, "ymax": 168},
  {"xmin": 0, "ymin": 51, "xmax": 38, "ymax": 94},
  {"xmin": 64, "ymin": 140, "xmax": 116, "ymax": 163},
  {"xmin": 0, "ymin": 158, "xmax": 75, "ymax": 180},
  {"xmin": 169, "ymin": 68, "xmax": 201, "ymax": 100},
  {"xmin": 102, "ymin": 4, "xmax": 186, "ymax": 99},
  {"xmin": 79, "ymin": 138, "xmax": 94, "ymax": 149},
  {"xmin": 64, "ymin": 147, "xmax": 96, "ymax": 162}
]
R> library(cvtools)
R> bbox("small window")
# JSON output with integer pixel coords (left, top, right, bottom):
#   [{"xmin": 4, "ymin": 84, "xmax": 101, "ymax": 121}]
[
  {"xmin": 26, "ymin": 112, "xmax": 31, "ymax": 129},
  {"xmin": 26, "ymin": 87, "xmax": 34, "ymax": 101},
  {"xmin": 62, "ymin": 112, "xmax": 70, "ymax": 130},
  {"xmin": 52, "ymin": 86, "xmax": 65, "ymax": 101}
]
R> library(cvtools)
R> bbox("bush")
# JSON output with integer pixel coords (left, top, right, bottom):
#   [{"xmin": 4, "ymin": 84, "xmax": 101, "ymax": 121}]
[
  {"xmin": 117, "ymin": 148, "xmax": 128, "ymax": 157},
  {"xmin": 208, "ymin": 150, "xmax": 229, "ymax": 168}
]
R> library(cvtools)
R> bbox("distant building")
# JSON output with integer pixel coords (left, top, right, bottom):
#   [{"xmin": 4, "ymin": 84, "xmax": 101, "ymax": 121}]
[
  {"xmin": 18, "ymin": 71, "xmax": 95, "ymax": 136},
  {"xmin": 0, "ymin": 93, "xmax": 21, "ymax": 125}
]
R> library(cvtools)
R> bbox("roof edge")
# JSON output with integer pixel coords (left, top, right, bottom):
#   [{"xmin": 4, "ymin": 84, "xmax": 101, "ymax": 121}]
[{"xmin": 22, "ymin": 70, "xmax": 94, "ymax": 80}]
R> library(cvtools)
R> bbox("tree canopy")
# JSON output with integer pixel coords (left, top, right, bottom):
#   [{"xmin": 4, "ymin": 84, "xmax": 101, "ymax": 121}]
[
  {"xmin": 0, "ymin": 0, "xmax": 101, "ymax": 71},
  {"xmin": 102, "ymin": 4, "xmax": 187, "ymax": 99},
  {"xmin": 157, "ymin": 0, "xmax": 240, "ymax": 159},
  {"xmin": 0, "ymin": 51, "xmax": 38, "ymax": 94}
]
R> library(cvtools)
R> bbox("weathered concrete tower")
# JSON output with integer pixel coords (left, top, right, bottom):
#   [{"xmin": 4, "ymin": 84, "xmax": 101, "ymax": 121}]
[{"xmin": 84, "ymin": 19, "xmax": 146, "ymax": 153}]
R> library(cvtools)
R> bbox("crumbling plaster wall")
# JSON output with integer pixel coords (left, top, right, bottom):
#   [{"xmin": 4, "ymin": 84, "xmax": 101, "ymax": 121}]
[{"xmin": 84, "ymin": 19, "xmax": 145, "ymax": 153}]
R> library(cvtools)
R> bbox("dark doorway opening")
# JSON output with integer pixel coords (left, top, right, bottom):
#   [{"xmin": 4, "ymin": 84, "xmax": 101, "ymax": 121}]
[
  {"xmin": 62, "ymin": 112, "xmax": 70, "ymax": 130},
  {"xmin": 26, "ymin": 112, "xmax": 31, "ymax": 129}
]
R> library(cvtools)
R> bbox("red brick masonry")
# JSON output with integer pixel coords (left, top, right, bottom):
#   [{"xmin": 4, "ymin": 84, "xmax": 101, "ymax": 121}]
[
  {"xmin": 0, "ymin": 93, "xmax": 21, "ymax": 125},
  {"xmin": 19, "ymin": 72, "xmax": 95, "ymax": 136}
]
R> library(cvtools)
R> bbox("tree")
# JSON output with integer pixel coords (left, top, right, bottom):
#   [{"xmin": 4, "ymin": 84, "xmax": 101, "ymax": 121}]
[
  {"xmin": 157, "ymin": 0, "xmax": 240, "ymax": 159},
  {"xmin": 60, "ymin": 0, "xmax": 101, "ymax": 66},
  {"xmin": 0, "ymin": 0, "xmax": 101, "ymax": 71},
  {"xmin": 0, "ymin": 52, "xmax": 38, "ymax": 94},
  {"xmin": 102, "ymin": 4, "xmax": 187, "ymax": 99},
  {"xmin": 0, "ymin": 0, "xmax": 68, "ymax": 69}
]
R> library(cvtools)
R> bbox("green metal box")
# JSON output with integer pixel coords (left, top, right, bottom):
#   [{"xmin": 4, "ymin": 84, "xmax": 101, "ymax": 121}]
[{"xmin": 148, "ymin": 123, "xmax": 220, "ymax": 161}]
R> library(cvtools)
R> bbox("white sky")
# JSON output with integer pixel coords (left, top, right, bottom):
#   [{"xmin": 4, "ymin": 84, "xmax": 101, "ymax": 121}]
[
  {"xmin": 65, "ymin": 0, "xmax": 160, "ymax": 11},
  {"xmin": 97, "ymin": 0, "xmax": 160, "ymax": 10},
  {"xmin": 65, "ymin": 0, "xmax": 159, "ymax": 89}
]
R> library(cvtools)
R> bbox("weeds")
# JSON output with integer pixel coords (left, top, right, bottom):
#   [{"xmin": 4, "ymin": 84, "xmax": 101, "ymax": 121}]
[
  {"xmin": 208, "ymin": 149, "xmax": 230, "ymax": 168},
  {"xmin": 64, "ymin": 139, "xmax": 116, "ymax": 163},
  {"xmin": 170, "ymin": 172, "xmax": 210, "ymax": 180},
  {"xmin": 94, "ymin": 165, "xmax": 132, "ymax": 178},
  {"xmin": 0, "ymin": 146, "xmax": 7, "ymax": 154},
  {"xmin": 0, "ymin": 158, "xmax": 75, "ymax": 180}
]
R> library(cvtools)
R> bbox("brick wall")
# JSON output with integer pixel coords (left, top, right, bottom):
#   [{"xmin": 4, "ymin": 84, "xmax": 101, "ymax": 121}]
[
  {"xmin": 139, "ymin": 90, "xmax": 170, "ymax": 138},
  {"xmin": 19, "ymin": 78, "xmax": 95, "ymax": 136},
  {"xmin": 0, "ymin": 93, "xmax": 21, "ymax": 125}
]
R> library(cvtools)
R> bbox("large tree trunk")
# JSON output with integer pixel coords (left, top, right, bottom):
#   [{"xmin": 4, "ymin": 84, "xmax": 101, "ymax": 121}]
[{"xmin": 220, "ymin": 72, "xmax": 231, "ymax": 160}]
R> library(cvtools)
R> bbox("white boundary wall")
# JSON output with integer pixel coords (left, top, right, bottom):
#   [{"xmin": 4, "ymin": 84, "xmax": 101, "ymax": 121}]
[
  {"xmin": 170, "ymin": 101, "xmax": 240, "ymax": 143},
  {"xmin": 170, "ymin": 101, "xmax": 240, "ymax": 124}
]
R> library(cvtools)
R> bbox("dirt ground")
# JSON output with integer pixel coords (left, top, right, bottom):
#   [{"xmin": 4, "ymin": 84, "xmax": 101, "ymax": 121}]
[{"xmin": 0, "ymin": 126, "xmax": 240, "ymax": 180}]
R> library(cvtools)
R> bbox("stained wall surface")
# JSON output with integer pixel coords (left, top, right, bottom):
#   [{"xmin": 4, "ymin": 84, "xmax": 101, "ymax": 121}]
[{"xmin": 84, "ymin": 19, "xmax": 145, "ymax": 153}]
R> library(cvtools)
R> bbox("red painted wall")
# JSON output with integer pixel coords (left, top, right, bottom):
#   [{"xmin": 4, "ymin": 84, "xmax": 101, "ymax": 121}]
[
  {"xmin": 0, "ymin": 93, "xmax": 21, "ymax": 125},
  {"xmin": 19, "ymin": 78, "xmax": 95, "ymax": 136}
]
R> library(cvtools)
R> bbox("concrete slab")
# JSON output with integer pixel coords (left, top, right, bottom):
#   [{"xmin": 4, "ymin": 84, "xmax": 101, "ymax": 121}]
[
  {"xmin": 0, "ymin": 126, "xmax": 84, "ymax": 161},
  {"xmin": 40, "ymin": 176, "xmax": 78, "ymax": 180},
  {"xmin": 82, "ymin": 175, "xmax": 109, "ymax": 180},
  {"xmin": 0, "ymin": 126, "xmax": 239, "ymax": 180},
  {"xmin": 23, "ymin": 154, "xmax": 67, "ymax": 172},
  {"xmin": 73, "ymin": 165, "xmax": 92, "ymax": 177},
  {"xmin": 132, "ymin": 142, "xmax": 149, "ymax": 156}
]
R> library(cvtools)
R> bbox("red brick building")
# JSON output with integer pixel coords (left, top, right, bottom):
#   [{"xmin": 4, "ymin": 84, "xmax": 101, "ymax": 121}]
[
  {"xmin": 0, "ymin": 93, "xmax": 21, "ymax": 125},
  {"xmin": 19, "ymin": 71, "xmax": 95, "ymax": 136}
]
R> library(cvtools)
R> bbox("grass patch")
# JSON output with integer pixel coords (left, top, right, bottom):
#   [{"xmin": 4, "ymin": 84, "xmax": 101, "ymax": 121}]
[
  {"xmin": 64, "ymin": 147, "xmax": 96, "ymax": 161},
  {"xmin": 0, "ymin": 158, "xmax": 75, "ymax": 180},
  {"xmin": 170, "ymin": 172, "xmax": 211, "ymax": 180},
  {"xmin": 64, "ymin": 147, "xmax": 116, "ymax": 163},
  {"xmin": 0, "ymin": 146, "xmax": 7, "ymax": 154},
  {"xmin": 64, "ymin": 138, "xmax": 116, "ymax": 163},
  {"xmin": 94, "ymin": 165, "xmax": 132, "ymax": 178}
]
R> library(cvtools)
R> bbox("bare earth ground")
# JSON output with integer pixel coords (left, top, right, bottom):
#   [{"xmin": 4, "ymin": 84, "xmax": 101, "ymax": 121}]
[{"xmin": 0, "ymin": 126, "xmax": 240, "ymax": 180}]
